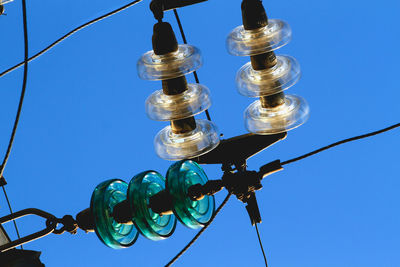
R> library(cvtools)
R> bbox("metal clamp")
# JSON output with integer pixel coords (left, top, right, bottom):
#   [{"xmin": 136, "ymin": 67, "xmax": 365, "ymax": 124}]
[{"xmin": 0, "ymin": 208, "xmax": 57, "ymax": 252}]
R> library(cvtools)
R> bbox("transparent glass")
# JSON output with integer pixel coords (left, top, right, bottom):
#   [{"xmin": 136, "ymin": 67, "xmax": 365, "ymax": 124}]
[
  {"xmin": 236, "ymin": 55, "xmax": 301, "ymax": 97},
  {"xmin": 146, "ymin": 84, "xmax": 212, "ymax": 121},
  {"xmin": 128, "ymin": 171, "xmax": 176, "ymax": 241},
  {"xmin": 166, "ymin": 160, "xmax": 215, "ymax": 229},
  {"xmin": 0, "ymin": 0, "xmax": 14, "ymax": 4},
  {"xmin": 226, "ymin": 19, "xmax": 291, "ymax": 56},
  {"xmin": 154, "ymin": 120, "xmax": 220, "ymax": 161},
  {"xmin": 91, "ymin": 179, "xmax": 138, "ymax": 249},
  {"xmin": 244, "ymin": 94, "xmax": 309, "ymax": 134},
  {"xmin": 137, "ymin": 44, "xmax": 202, "ymax": 81}
]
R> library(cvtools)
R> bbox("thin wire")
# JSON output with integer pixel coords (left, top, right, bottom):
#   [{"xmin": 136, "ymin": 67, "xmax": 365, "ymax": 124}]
[
  {"xmin": 0, "ymin": 0, "xmax": 143, "ymax": 79},
  {"xmin": 2, "ymin": 186, "xmax": 22, "ymax": 249},
  {"xmin": 0, "ymin": 0, "xmax": 30, "ymax": 248},
  {"xmin": 165, "ymin": 193, "xmax": 232, "ymax": 267},
  {"xmin": 281, "ymin": 122, "xmax": 400, "ymax": 166},
  {"xmin": 173, "ymin": 8, "xmax": 212, "ymax": 121},
  {"xmin": 255, "ymin": 223, "xmax": 268, "ymax": 267}
]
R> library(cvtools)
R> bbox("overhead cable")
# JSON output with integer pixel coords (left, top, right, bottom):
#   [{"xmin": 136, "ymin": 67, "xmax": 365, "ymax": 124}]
[
  {"xmin": 281, "ymin": 122, "xmax": 400, "ymax": 166},
  {"xmin": 0, "ymin": 0, "xmax": 143, "ymax": 79},
  {"xmin": 172, "ymin": 8, "xmax": 212, "ymax": 121},
  {"xmin": 255, "ymin": 223, "xmax": 268, "ymax": 267},
  {"xmin": 165, "ymin": 192, "xmax": 232, "ymax": 267},
  {"xmin": 0, "ymin": 0, "xmax": 31, "ymax": 248}
]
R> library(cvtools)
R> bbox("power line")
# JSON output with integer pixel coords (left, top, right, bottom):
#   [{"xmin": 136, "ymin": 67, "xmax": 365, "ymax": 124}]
[
  {"xmin": 1, "ymin": 186, "xmax": 22, "ymax": 249},
  {"xmin": 255, "ymin": 223, "xmax": 268, "ymax": 267},
  {"xmin": 0, "ymin": 0, "xmax": 30, "ymax": 248},
  {"xmin": 281, "ymin": 122, "xmax": 400, "ymax": 166},
  {"xmin": 0, "ymin": 0, "xmax": 143, "ymax": 79},
  {"xmin": 173, "ymin": 8, "xmax": 212, "ymax": 121},
  {"xmin": 165, "ymin": 193, "xmax": 232, "ymax": 267},
  {"xmin": 163, "ymin": 121, "xmax": 400, "ymax": 264},
  {"xmin": 0, "ymin": 0, "xmax": 29, "ymax": 178}
]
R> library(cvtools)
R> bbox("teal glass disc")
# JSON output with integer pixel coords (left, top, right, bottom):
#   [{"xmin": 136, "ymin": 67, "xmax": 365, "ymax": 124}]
[
  {"xmin": 91, "ymin": 179, "xmax": 139, "ymax": 249},
  {"xmin": 166, "ymin": 160, "xmax": 215, "ymax": 229},
  {"xmin": 128, "ymin": 171, "xmax": 176, "ymax": 241}
]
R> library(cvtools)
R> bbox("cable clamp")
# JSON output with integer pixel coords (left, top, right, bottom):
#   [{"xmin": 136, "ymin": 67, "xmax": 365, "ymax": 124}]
[
  {"xmin": 48, "ymin": 215, "xmax": 78, "ymax": 235},
  {"xmin": 0, "ymin": 208, "xmax": 57, "ymax": 252}
]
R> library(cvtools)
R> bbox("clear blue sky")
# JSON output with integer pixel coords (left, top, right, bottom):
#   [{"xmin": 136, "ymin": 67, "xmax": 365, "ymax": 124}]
[{"xmin": 0, "ymin": 0, "xmax": 399, "ymax": 266}]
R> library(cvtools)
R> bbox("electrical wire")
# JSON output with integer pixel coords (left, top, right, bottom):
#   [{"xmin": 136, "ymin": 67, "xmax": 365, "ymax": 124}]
[
  {"xmin": 0, "ymin": 0, "xmax": 29, "ymax": 178},
  {"xmin": 0, "ymin": 0, "xmax": 143, "ymax": 79},
  {"xmin": 165, "ymin": 193, "xmax": 232, "ymax": 267},
  {"xmin": 1, "ymin": 186, "xmax": 22, "ymax": 249},
  {"xmin": 255, "ymin": 223, "xmax": 268, "ymax": 267},
  {"xmin": 281, "ymin": 122, "xmax": 400, "ymax": 166},
  {"xmin": 0, "ymin": 0, "xmax": 30, "ymax": 249},
  {"xmin": 173, "ymin": 8, "xmax": 212, "ymax": 121}
]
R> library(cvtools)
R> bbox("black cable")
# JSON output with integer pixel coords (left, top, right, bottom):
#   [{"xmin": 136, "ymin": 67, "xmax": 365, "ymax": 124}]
[
  {"xmin": 165, "ymin": 193, "xmax": 232, "ymax": 267},
  {"xmin": 173, "ymin": 8, "xmax": 212, "ymax": 121},
  {"xmin": 0, "ymin": 0, "xmax": 29, "ymax": 178},
  {"xmin": 0, "ymin": 0, "xmax": 30, "ymax": 248},
  {"xmin": 0, "ymin": 0, "xmax": 143, "ymax": 79},
  {"xmin": 255, "ymin": 223, "xmax": 268, "ymax": 267},
  {"xmin": 281, "ymin": 122, "xmax": 400, "ymax": 166}
]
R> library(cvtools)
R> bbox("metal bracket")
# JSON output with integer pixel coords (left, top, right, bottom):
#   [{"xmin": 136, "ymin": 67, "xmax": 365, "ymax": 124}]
[
  {"xmin": 245, "ymin": 193, "xmax": 262, "ymax": 226},
  {"xmin": 190, "ymin": 132, "xmax": 286, "ymax": 167},
  {"xmin": 0, "ymin": 209, "xmax": 57, "ymax": 252},
  {"xmin": 150, "ymin": 0, "xmax": 207, "ymax": 21},
  {"xmin": 190, "ymin": 132, "xmax": 286, "ymax": 226},
  {"xmin": 152, "ymin": 0, "xmax": 207, "ymax": 12}
]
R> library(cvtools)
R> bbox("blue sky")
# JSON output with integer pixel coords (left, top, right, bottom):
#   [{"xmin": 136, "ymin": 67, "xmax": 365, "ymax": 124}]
[{"xmin": 0, "ymin": 0, "xmax": 399, "ymax": 266}]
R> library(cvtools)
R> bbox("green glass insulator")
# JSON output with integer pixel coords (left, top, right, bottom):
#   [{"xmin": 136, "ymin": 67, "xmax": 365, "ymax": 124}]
[
  {"xmin": 128, "ymin": 171, "xmax": 176, "ymax": 241},
  {"xmin": 166, "ymin": 160, "xmax": 215, "ymax": 229},
  {"xmin": 91, "ymin": 179, "xmax": 139, "ymax": 249}
]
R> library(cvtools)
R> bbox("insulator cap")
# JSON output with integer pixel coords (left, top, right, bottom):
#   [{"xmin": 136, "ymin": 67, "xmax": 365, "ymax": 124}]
[
  {"xmin": 152, "ymin": 22, "xmax": 178, "ymax": 55},
  {"xmin": 241, "ymin": 0, "xmax": 268, "ymax": 30},
  {"xmin": 76, "ymin": 208, "xmax": 95, "ymax": 232}
]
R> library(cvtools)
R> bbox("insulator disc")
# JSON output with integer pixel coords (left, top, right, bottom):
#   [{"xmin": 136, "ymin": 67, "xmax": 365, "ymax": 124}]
[
  {"xmin": 91, "ymin": 179, "xmax": 139, "ymax": 249},
  {"xmin": 146, "ymin": 84, "xmax": 212, "ymax": 121},
  {"xmin": 137, "ymin": 44, "xmax": 202, "ymax": 81},
  {"xmin": 226, "ymin": 19, "xmax": 291, "ymax": 56},
  {"xmin": 166, "ymin": 160, "xmax": 215, "ymax": 229},
  {"xmin": 128, "ymin": 171, "xmax": 176, "ymax": 241},
  {"xmin": 244, "ymin": 94, "xmax": 310, "ymax": 134},
  {"xmin": 154, "ymin": 119, "xmax": 220, "ymax": 161},
  {"xmin": 236, "ymin": 55, "xmax": 301, "ymax": 97}
]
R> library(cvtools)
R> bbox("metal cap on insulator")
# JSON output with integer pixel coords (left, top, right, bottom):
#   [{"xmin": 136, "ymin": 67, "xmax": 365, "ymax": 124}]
[
  {"xmin": 148, "ymin": 190, "xmax": 174, "ymax": 215},
  {"xmin": 241, "ymin": 0, "xmax": 268, "ymax": 30},
  {"xmin": 111, "ymin": 200, "xmax": 133, "ymax": 224},
  {"xmin": 75, "ymin": 208, "xmax": 95, "ymax": 232},
  {"xmin": 152, "ymin": 22, "xmax": 179, "ymax": 55}
]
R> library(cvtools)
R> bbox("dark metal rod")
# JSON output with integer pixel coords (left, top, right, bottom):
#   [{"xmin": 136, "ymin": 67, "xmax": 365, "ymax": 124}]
[{"xmin": 0, "ymin": 209, "xmax": 58, "ymax": 252}]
